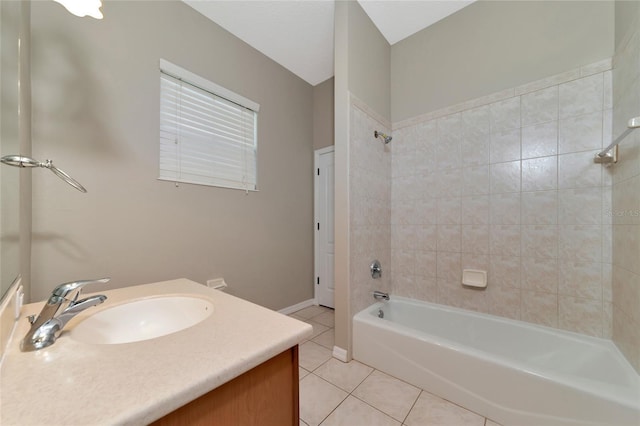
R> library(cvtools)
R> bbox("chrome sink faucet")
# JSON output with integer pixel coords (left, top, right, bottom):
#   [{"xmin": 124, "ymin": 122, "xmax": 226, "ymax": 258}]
[{"xmin": 21, "ymin": 278, "xmax": 110, "ymax": 352}]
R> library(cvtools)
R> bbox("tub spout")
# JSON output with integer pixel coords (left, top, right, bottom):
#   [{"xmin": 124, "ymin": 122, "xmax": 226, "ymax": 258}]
[{"xmin": 373, "ymin": 291, "xmax": 389, "ymax": 301}]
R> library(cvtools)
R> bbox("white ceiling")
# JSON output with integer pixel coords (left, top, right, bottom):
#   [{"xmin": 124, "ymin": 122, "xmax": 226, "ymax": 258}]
[{"xmin": 183, "ymin": 0, "xmax": 475, "ymax": 86}]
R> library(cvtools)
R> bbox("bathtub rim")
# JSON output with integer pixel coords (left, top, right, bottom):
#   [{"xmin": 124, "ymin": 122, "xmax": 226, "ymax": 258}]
[{"xmin": 353, "ymin": 295, "xmax": 640, "ymax": 411}]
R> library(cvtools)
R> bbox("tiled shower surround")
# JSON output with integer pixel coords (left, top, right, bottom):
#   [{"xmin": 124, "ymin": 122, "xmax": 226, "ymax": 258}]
[
  {"xmin": 388, "ymin": 62, "xmax": 614, "ymax": 336},
  {"xmin": 349, "ymin": 98, "xmax": 392, "ymax": 317},
  {"xmin": 351, "ymin": 59, "xmax": 616, "ymax": 338},
  {"xmin": 612, "ymin": 13, "xmax": 640, "ymax": 372}
]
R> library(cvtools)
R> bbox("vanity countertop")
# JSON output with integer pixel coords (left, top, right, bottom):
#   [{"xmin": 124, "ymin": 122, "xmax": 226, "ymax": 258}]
[{"xmin": 0, "ymin": 279, "xmax": 313, "ymax": 425}]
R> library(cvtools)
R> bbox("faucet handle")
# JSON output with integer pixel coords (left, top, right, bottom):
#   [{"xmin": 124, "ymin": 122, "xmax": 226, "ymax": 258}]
[{"xmin": 51, "ymin": 278, "xmax": 111, "ymax": 301}]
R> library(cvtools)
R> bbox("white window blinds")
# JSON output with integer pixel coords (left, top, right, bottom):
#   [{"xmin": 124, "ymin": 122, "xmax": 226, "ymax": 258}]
[{"xmin": 159, "ymin": 60, "xmax": 259, "ymax": 191}]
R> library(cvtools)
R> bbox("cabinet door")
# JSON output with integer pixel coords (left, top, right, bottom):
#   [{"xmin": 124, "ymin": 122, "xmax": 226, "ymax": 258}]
[{"xmin": 152, "ymin": 346, "xmax": 299, "ymax": 426}]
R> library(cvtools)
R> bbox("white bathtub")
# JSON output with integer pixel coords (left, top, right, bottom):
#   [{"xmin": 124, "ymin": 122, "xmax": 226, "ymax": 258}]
[{"xmin": 353, "ymin": 296, "xmax": 640, "ymax": 426}]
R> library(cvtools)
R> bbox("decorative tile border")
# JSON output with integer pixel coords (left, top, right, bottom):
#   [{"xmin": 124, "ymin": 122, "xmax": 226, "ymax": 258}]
[
  {"xmin": 393, "ymin": 58, "xmax": 613, "ymax": 131},
  {"xmin": 349, "ymin": 92, "xmax": 392, "ymax": 130}
]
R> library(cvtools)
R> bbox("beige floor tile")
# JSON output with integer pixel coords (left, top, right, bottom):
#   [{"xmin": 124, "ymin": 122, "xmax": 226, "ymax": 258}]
[
  {"xmin": 314, "ymin": 359, "xmax": 373, "ymax": 393},
  {"xmin": 300, "ymin": 366, "xmax": 310, "ymax": 380},
  {"xmin": 312, "ymin": 310, "xmax": 335, "ymax": 327},
  {"xmin": 320, "ymin": 395, "xmax": 400, "ymax": 426},
  {"xmin": 300, "ymin": 374, "xmax": 348, "ymax": 426},
  {"xmin": 312, "ymin": 328, "xmax": 335, "ymax": 349},
  {"xmin": 404, "ymin": 391, "xmax": 485, "ymax": 426},
  {"xmin": 485, "ymin": 420, "xmax": 503, "ymax": 426},
  {"xmin": 352, "ymin": 370, "xmax": 420, "ymax": 422},
  {"xmin": 300, "ymin": 420, "xmax": 309, "ymax": 426},
  {"xmin": 295, "ymin": 305, "xmax": 330, "ymax": 319},
  {"xmin": 299, "ymin": 341, "xmax": 333, "ymax": 371},
  {"xmin": 302, "ymin": 319, "xmax": 330, "ymax": 340}
]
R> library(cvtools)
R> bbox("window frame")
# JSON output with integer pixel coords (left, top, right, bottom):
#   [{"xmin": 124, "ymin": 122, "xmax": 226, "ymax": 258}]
[{"xmin": 158, "ymin": 59, "xmax": 260, "ymax": 192}]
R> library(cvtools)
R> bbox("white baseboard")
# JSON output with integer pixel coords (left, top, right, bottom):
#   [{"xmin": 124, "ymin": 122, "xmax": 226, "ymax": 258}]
[
  {"xmin": 332, "ymin": 346, "xmax": 348, "ymax": 362},
  {"xmin": 278, "ymin": 298, "xmax": 316, "ymax": 315}
]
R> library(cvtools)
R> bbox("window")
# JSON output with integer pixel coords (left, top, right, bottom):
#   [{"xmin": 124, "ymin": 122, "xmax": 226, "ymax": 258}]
[{"xmin": 159, "ymin": 59, "xmax": 259, "ymax": 191}]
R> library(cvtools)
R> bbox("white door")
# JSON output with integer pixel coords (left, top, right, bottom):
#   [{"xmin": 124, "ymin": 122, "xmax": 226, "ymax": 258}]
[{"xmin": 314, "ymin": 146, "xmax": 335, "ymax": 308}]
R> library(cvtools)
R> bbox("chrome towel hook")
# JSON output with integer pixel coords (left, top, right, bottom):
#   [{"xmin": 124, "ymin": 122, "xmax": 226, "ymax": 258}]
[{"xmin": 1, "ymin": 155, "xmax": 87, "ymax": 192}]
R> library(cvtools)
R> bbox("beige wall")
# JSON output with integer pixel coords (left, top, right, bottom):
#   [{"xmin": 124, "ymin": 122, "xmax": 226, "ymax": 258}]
[
  {"xmin": 333, "ymin": 0, "xmax": 390, "ymax": 358},
  {"xmin": 333, "ymin": 0, "xmax": 350, "ymax": 357},
  {"xmin": 313, "ymin": 77, "xmax": 334, "ymax": 150},
  {"xmin": 347, "ymin": 1, "xmax": 390, "ymax": 122},
  {"xmin": 29, "ymin": 1, "xmax": 314, "ymax": 309},
  {"xmin": 391, "ymin": 0, "xmax": 615, "ymax": 122},
  {"xmin": 611, "ymin": 0, "xmax": 640, "ymax": 373}
]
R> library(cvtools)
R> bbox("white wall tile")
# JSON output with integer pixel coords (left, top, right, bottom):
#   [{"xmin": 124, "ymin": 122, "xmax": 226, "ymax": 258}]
[
  {"xmin": 559, "ymin": 296, "xmax": 603, "ymax": 337},
  {"xmin": 437, "ymin": 197, "xmax": 461, "ymax": 225},
  {"xmin": 487, "ymin": 286, "xmax": 521, "ymax": 320},
  {"xmin": 461, "ymin": 195, "xmax": 490, "ymax": 225},
  {"xmin": 463, "ymin": 253, "xmax": 489, "ymax": 275},
  {"xmin": 462, "ymin": 225, "xmax": 490, "ymax": 254},
  {"xmin": 521, "ymin": 86, "xmax": 558, "ymax": 127},
  {"xmin": 491, "ymin": 128, "xmax": 521, "ymax": 163},
  {"xmin": 521, "ymin": 191, "xmax": 558, "ymax": 225},
  {"xmin": 521, "ymin": 225, "xmax": 558, "ymax": 258},
  {"xmin": 558, "ymin": 151, "xmax": 602, "ymax": 189},
  {"xmin": 522, "ymin": 156, "xmax": 557, "ymax": 191},
  {"xmin": 521, "ymin": 257, "xmax": 558, "ymax": 293},
  {"xmin": 559, "ymin": 73, "xmax": 604, "ymax": 119},
  {"xmin": 461, "ymin": 105, "xmax": 491, "ymax": 135},
  {"xmin": 414, "ymin": 198, "xmax": 438, "ymax": 225},
  {"xmin": 462, "ymin": 165, "xmax": 490, "ymax": 196},
  {"xmin": 614, "ymin": 224, "xmax": 640, "ymax": 275},
  {"xmin": 521, "ymin": 290, "xmax": 558, "ymax": 327},
  {"xmin": 436, "ymin": 114, "xmax": 462, "ymax": 170},
  {"xmin": 437, "ymin": 224, "xmax": 461, "ymax": 252},
  {"xmin": 489, "ymin": 255, "xmax": 521, "ymax": 288},
  {"xmin": 603, "ymin": 70, "xmax": 613, "ymax": 110},
  {"xmin": 490, "ymin": 193, "xmax": 521, "ymax": 225},
  {"xmin": 461, "ymin": 105, "xmax": 491, "ymax": 167},
  {"xmin": 435, "ymin": 169, "xmax": 461, "ymax": 198},
  {"xmin": 392, "ymin": 152, "xmax": 413, "ymax": 178},
  {"xmin": 490, "ymin": 161, "xmax": 521, "ymax": 193},
  {"xmin": 436, "ymin": 252, "xmax": 461, "ymax": 282},
  {"xmin": 415, "ymin": 250, "xmax": 437, "ymax": 278},
  {"xmin": 461, "ymin": 133, "xmax": 490, "ymax": 166},
  {"xmin": 558, "ymin": 225, "xmax": 602, "ymax": 261},
  {"xmin": 558, "ymin": 187, "xmax": 602, "ymax": 225},
  {"xmin": 522, "ymin": 121, "xmax": 558, "ymax": 159},
  {"xmin": 415, "ymin": 148, "xmax": 437, "ymax": 175},
  {"xmin": 558, "ymin": 111, "xmax": 603, "ymax": 154},
  {"xmin": 416, "ymin": 225, "xmax": 437, "ymax": 251},
  {"xmin": 416, "ymin": 120, "xmax": 438, "ymax": 150},
  {"xmin": 490, "ymin": 97, "xmax": 521, "ymax": 132},
  {"xmin": 558, "ymin": 260, "xmax": 603, "ymax": 300},
  {"xmin": 416, "ymin": 172, "xmax": 439, "ymax": 200},
  {"xmin": 490, "ymin": 225, "xmax": 521, "ymax": 256}
]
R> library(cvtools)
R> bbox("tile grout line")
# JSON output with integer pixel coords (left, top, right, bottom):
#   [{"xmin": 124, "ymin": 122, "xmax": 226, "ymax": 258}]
[{"xmin": 400, "ymin": 389, "xmax": 422, "ymax": 425}]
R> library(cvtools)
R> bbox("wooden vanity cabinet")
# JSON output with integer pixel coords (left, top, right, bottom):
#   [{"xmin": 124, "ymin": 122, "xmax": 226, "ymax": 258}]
[{"xmin": 152, "ymin": 346, "xmax": 299, "ymax": 426}]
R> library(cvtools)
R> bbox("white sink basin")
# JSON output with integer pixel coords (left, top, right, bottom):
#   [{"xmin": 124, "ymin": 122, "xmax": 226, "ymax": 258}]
[{"xmin": 70, "ymin": 296, "xmax": 214, "ymax": 344}]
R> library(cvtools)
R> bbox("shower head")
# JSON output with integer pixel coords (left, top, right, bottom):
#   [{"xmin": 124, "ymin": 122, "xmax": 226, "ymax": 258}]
[{"xmin": 374, "ymin": 130, "xmax": 392, "ymax": 144}]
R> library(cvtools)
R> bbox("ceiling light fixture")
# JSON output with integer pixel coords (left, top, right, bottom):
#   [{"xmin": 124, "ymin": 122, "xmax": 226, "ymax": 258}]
[{"xmin": 53, "ymin": 0, "xmax": 103, "ymax": 19}]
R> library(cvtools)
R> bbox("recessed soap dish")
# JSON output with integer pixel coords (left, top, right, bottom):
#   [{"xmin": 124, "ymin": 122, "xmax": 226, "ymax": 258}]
[{"xmin": 462, "ymin": 269, "xmax": 487, "ymax": 288}]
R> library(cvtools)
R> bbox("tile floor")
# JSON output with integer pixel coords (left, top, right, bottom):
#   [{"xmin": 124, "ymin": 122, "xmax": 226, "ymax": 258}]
[{"xmin": 290, "ymin": 306, "xmax": 502, "ymax": 426}]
